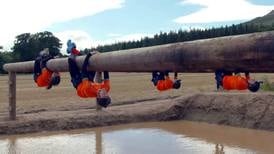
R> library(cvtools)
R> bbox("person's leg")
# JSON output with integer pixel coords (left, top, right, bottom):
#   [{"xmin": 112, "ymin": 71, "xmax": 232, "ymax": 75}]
[
  {"xmin": 68, "ymin": 58, "xmax": 82, "ymax": 88},
  {"xmin": 152, "ymin": 71, "xmax": 157, "ymax": 78},
  {"xmin": 159, "ymin": 72, "xmax": 165, "ymax": 80},
  {"xmin": 152, "ymin": 71, "xmax": 159, "ymax": 86},
  {"xmin": 215, "ymin": 70, "xmax": 223, "ymax": 90},
  {"xmin": 81, "ymin": 53, "xmax": 96, "ymax": 82},
  {"xmin": 41, "ymin": 55, "xmax": 53, "ymax": 69},
  {"xmin": 103, "ymin": 71, "xmax": 109, "ymax": 80}
]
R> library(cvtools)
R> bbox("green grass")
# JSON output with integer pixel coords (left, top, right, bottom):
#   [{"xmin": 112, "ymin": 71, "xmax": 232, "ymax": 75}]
[{"xmin": 261, "ymin": 77, "xmax": 274, "ymax": 92}]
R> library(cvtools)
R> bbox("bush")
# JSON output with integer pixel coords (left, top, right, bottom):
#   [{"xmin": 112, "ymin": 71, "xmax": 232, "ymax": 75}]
[
  {"xmin": 261, "ymin": 77, "xmax": 274, "ymax": 91},
  {"xmin": 0, "ymin": 52, "xmax": 14, "ymax": 74}
]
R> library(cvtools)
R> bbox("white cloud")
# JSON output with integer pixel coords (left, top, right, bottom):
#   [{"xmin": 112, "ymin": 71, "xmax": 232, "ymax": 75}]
[
  {"xmin": 55, "ymin": 30, "xmax": 152, "ymax": 55},
  {"xmin": 0, "ymin": 0, "xmax": 125, "ymax": 51},
  {"xmin": 174, "ymin": 0, "xmax": 274, "ymax": 23},
  {"xmin": 54, "ymin": 30, "xmax": 95, "ymax": 54},
  {"xmin": 107, "ymin": 33, "xmax": 122, "ymax": 37}
]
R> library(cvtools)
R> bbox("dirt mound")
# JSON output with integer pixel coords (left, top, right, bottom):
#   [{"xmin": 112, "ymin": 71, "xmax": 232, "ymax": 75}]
[
  {"xmin": 0, "ymin": 93, "xmax": 274, "ymax": 135},
  {"xmin": 169, "ymin": 93, "xmax": 274, "ymax": 130}
]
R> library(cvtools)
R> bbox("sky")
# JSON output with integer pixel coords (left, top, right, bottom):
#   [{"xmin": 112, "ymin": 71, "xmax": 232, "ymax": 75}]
[{"xmin": 0, "ymin": 0, "xmax": 274, "ymax": 54}]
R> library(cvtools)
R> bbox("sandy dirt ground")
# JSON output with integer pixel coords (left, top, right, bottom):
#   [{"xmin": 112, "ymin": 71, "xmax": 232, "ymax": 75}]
[{"xmin": 0, "ymin": 73, "xmax": 274, "ymax": 134}]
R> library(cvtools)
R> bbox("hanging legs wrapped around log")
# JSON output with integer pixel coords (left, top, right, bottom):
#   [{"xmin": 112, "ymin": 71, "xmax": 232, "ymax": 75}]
[
  {"xmin": 214, "ymin": 69, "xmax": 262, "ymax": 92},
  {"xmin": 33, "ymin": 48, "xmax": 60, "ymax": 90},
  {"xmin": 151, "ymin": 71, "xmax": 181, "ymax": 91},
  {"xmin": 68, "ymin": 52, "xmax": 111, "ymax": 108}
]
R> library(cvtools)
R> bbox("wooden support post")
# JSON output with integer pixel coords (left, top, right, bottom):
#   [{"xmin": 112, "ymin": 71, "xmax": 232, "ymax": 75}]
[
  {"xmin": 95, "ymin": 72, "xmax": 102, "ymax": 111},
  {"xmin": 95, "ymin": 129, "xmax": 102, "ymax": 154},
  {"xmin": 8, "ymin": 72, "xmax": 16, "ymax": 120}
]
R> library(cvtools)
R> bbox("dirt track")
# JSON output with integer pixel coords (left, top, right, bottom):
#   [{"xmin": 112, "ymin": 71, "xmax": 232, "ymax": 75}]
[
  {"xmin": 0, "ymin": 93, "xmax": 274, "ymax": 134},
  {"xmin": 1, "ymin": 73, "xmax": 274, "ymax": 135}
]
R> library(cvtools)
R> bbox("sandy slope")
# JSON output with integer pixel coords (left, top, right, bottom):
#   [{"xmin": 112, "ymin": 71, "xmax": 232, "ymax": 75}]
[
  {"xmin": 0, "ymin": 73, "xmax": 274, "ymax": 134},
  {"xmin": 0, "ymin": 93, "xmax": 273, "ymax": 134}
]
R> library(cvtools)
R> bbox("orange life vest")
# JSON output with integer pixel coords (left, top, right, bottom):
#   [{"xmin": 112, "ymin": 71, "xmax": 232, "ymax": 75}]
[
  {"xmin": 76, "ymin": 79, "xmax": 110, "ymax": 98},
  {"xmin": 36, "ymin": 68, "xmax": 53, "ymax": 87},
  {"xmin": 156, "ymin": 77, "xmax": 174, "ymax": 91},
  {"xmin": 223, "ymin": 75, "xmax": 249, "ymax": 90}
]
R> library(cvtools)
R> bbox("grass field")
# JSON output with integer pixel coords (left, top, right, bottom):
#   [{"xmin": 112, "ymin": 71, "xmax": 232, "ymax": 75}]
[{"xmin": 0, "ymin": 73, "xmax": 274, "ymax": 115}]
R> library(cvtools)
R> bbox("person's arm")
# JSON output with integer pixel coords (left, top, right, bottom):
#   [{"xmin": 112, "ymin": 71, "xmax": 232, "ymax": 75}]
[
  {"xmin": 103, "ymin": 71, "xmax": 109, "ymax": 80},
  {"xmin": 245, "ymin": 71, "xmax": 250, "ymax": 80},
  {"xmin": 164, "ymin": 71, "xmax": 169, "ymax": 76},
  {"xmin": 174, "ymin": 72, "xmax": 178, "ymax": 80},
  {"xmin": 102, "ymin": 71, "xmax": 110, "ymax": 92},
  {"xmin": 33, "ymin": 57, "xmax": 42, "ymax": 82},
  {"xmin": 103, "ymin": 80, "xmax": 110, "ymax": 92}
]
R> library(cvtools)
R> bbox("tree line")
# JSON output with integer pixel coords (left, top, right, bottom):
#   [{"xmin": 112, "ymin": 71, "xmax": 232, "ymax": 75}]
[{"xmin": 94, "ymin": 23, "xmax": 274, "ymax": 52}]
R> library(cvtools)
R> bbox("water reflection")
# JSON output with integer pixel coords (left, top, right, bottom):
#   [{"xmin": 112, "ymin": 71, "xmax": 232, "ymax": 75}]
[
  {"xmin": 7, "ymin": 138, "xmax": 16, "ymax": 154},
  {"xmin": 0, "ymin": 121, "xmax": 274, "ymax": 154},
  {"xmin": 215, "ymin": 144, "xmax": 224, "ymax": 154},
  {"xmin": 95, "ymin": 129, "xmax": 102, "ymax": 154}
]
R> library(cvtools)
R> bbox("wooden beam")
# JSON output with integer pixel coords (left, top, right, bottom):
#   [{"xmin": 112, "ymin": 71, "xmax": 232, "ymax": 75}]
[{"xmin": 3, "ymin": 31, "xmax": 274, "ymax": 73}]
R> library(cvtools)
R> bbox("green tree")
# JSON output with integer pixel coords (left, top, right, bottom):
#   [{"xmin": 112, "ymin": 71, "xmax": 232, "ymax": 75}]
[
  {"xmin": 0, "ymin": 52, "xmax": 14, "ymax": 73},
  {"xmin": 12, "ymin": 31, "xmax": 62, "ymax": 61}
]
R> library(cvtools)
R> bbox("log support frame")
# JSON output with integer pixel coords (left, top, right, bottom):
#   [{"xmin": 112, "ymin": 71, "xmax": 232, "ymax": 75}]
[
  {"xmin": 3, "ymin": 31, "xmax": 274, "ymax": 120},
  {"xmin": 8, "ymin": 72, "xmax": 16, "ymax": 120}
]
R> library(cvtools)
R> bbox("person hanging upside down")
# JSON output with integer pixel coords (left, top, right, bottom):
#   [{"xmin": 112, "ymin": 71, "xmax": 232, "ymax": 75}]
[
  {"xmin": 151, "ymin": 71, "xmax": 181, "ymax": 91},
  {"xmin": 33, "ymin": 48, "xmax": 61, "ymax": 89},
  {"xmin": 215, "ymin": 70, "xmax": 261, "ymax": 92},
  {"xmin": 68, "ymin": 52, "xmax": 111, "ymax": 108}
]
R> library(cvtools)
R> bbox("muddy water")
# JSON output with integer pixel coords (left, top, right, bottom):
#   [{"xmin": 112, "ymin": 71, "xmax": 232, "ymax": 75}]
[{"xmin": 0, "ymin": 121, "xmax": 274, "ymax": 154}]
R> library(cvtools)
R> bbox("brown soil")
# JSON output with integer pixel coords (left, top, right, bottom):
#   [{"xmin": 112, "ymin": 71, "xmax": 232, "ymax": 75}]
[
  {"xmin": 1, "ymin": 73, "xmax": 274, "ymax": 135},
  {"xmin": 0, "ymin": 92, "xmax": 274, "ymax": 135}
]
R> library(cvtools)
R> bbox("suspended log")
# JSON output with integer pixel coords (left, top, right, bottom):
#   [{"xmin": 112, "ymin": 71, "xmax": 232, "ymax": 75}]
[{"xmin": 3, "ymin": 31, "xmax": 274, "ymax": 73}]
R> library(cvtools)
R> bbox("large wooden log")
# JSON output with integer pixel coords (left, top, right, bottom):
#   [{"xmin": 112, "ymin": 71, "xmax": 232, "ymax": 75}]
[{"xmin": 3, "ymin": 31, "xmax": 274, "ymax": 73}]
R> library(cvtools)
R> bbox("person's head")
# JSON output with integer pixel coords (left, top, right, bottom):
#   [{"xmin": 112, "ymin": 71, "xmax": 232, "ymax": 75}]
[
  {"xmin": 173, "ymin": 79, "xmax": 181, "ymax": 89},
  {"xmin": 47, "ymin": 73, "xmax": 61, "ymax": 89},
  {"xmin": 96, "ymin": 89, "xmax": 111, "ymax": 108},
  {"xmin": 247, "ymin": 80, "xmax": 260, "ymax": 92}
]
